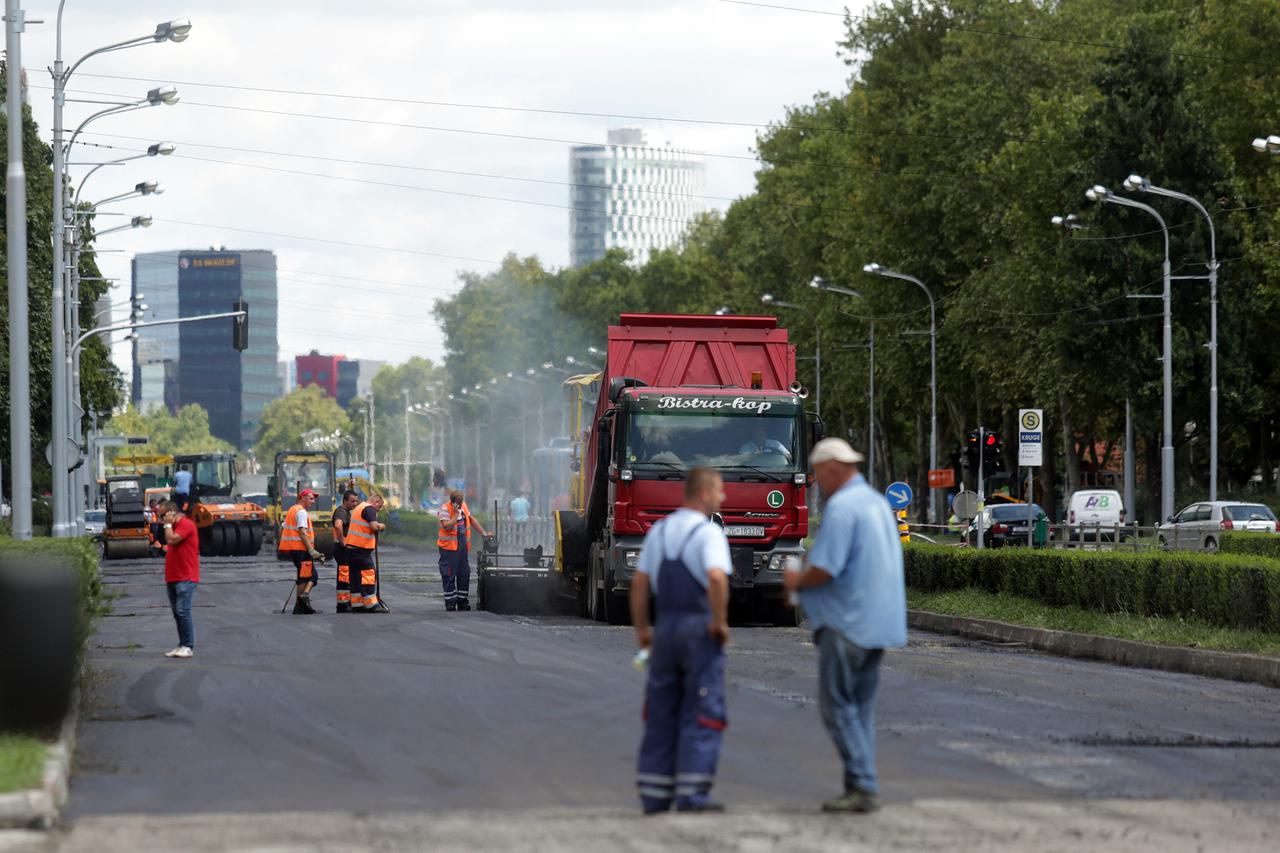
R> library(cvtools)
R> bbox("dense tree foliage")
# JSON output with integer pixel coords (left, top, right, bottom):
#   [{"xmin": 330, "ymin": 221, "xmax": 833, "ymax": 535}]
[
  {"xmin": 431, "ymin": 0, "xmax": 1280, "ymax": 521},
  {"xmin": 102, "ymin": 404, "xmax": 232, "ymax": 458},
  {"xmin": 254, "ymin": 386, "xmax": 351, "ymax": 465}
]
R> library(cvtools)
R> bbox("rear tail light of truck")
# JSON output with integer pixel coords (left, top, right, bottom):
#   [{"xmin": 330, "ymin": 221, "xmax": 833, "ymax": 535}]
[
  {"xmin": 991, "ymin": 523, "xmax": 1009, "ymax": 534},
  {"xmin": 1220, "ymin": 519, "xmax": 1233, "ymax": 530}
]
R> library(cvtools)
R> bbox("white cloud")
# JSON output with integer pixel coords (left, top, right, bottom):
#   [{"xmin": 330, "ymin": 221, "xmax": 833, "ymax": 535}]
[{"xmin": 21, "ymin": 0, "xmax": 864, "ymax": 373}]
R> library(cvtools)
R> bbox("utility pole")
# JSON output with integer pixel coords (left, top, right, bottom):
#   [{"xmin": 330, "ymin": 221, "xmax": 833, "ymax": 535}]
[
  {"xmin": 976, "ymin": 426, "xmax": 987, "ymax": 550},
  {"xmin": 5, "ymin": 0, "xmax": 31, "ymax": 539},
  {"xmin": 48, "ymin": 7, "xmax": 69, "ymax": 536},
  {"xmin": 402, "ymin": 389, "xmax": 410, "ymax": 511}
]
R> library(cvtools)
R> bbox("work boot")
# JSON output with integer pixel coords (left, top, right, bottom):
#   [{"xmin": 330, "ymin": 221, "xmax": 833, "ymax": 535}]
[
  {"xmin": 336, "ymin": 603, "xmax": 352, "ymax": 614},
  {"xmin": 445, "ymin": 600, "xmax": 457, "ymax": 612},
  {"xmin": 456, "ymin": 600, "xmax": 472, "ymax": 612},
  {"xmin": 294, "ymin": 595, "xmax": 316, "ymax": 615},
  {"xmin": 821, "ymin": 789, "xmax": 878, "ymax": 814},
  {"xmin": 369, "ymin": 600, "xmax": 390, "ymax": 614},
  {"xmin": 675, "ymin": 800, "xmax": 725, "ymax": 813}
]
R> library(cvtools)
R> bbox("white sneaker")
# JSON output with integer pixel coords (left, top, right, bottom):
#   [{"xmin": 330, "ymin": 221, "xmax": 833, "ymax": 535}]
[
  {"xmin": 164, "ymin": 647, "xmax": 183, "ymax": 658},
  {"xmin": 172, "ymin": 646, "xmax": 194, "ymax": 659}
]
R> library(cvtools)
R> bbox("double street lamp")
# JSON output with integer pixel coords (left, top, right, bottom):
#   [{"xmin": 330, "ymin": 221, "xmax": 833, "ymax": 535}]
[
  {"xmin": 1085, "ymin": 184, "xmax": 1175, "ymax": 522},
  {"xmin": 46, "ymin": 7, "xmax": 190, "ymax": 537},
  {"xmin": 1123, "ymin": 174, "xmax": 1220, "ymax": 501},
  {"xmin": 861, "ymin": 264, "xmax": 939, "ymax": 524}
]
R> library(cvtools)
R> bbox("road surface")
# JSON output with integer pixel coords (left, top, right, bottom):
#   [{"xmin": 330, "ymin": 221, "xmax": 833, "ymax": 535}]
[{"xmin": 29, "ymin": 543, "xmax": 1280, "ymax": 850}]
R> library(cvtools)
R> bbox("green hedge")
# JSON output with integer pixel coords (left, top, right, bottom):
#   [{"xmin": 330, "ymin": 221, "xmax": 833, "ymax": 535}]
[
  {"xmin": 1220, "ymin": 532, "xmax": 1280, "ymax": 560},
  {"xmin": 387, "ymin": 510, "xmax": 440, "ymax": 543},
  {"xmin": 0, "ymin": 536, "xmax": 101, "ymax": 668},
  {"xmin": 904, "ymin": 544, "xmax": 1280, "ymax": 632}
]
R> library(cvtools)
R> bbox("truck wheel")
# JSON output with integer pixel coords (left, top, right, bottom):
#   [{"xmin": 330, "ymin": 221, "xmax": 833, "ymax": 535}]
[{"xmin": 246, "ymin": 524, "xmax": 264, "ymax": 556}]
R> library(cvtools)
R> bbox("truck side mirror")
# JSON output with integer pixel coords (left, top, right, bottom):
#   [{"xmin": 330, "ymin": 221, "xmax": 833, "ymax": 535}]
[{"xmin": 807, "ymin": 412, "xmax": 825, "ymax": 449}]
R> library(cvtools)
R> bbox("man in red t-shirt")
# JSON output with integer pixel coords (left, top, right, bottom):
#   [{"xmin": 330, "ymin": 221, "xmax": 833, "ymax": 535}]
[{"xmin": 160, "ymin": 500, "xmax": 200, "ymax": 659}]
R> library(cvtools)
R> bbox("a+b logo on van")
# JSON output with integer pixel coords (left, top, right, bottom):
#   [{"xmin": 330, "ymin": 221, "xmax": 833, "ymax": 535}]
[{"xmin": 766, "ymin": 490, "xmax": 785, "ymax": 509}]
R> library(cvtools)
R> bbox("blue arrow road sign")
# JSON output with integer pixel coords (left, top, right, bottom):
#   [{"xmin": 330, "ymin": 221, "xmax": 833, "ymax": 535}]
[{"xmin": 886, "ymin": 481, "xmax": 913, "ymax": 510}]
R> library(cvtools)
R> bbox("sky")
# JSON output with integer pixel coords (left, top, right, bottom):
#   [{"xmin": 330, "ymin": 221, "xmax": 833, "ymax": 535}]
[{"xmin": 20, "ymin": 0, "xmax": 866, "ymax": 375}]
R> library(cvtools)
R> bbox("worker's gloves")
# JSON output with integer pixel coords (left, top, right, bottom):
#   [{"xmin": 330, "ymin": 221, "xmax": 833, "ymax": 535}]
[{"xmin": 308, "ymin": 548, "xmax": 326, "ymax": 564}]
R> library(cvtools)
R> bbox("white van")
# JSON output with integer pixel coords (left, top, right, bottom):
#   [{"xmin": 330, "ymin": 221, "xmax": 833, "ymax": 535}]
[{"xmin": 1067, "ymin": 489, "xmax": 1125, "ymax": 541}]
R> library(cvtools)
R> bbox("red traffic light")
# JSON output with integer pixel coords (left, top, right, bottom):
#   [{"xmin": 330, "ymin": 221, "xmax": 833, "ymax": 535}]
[{"xmin": 985, "ymin": 434, "xmax": 997, "ymax": 446}]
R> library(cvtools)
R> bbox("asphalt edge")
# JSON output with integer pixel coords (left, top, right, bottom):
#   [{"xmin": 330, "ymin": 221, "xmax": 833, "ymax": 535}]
[
  {"xmin": 0, "ymin": 686, "xmax": 80, "ymax": 829},
  {"xmin": 908, "ymin": 609, "xmax": 1280, "ymax": 690}
]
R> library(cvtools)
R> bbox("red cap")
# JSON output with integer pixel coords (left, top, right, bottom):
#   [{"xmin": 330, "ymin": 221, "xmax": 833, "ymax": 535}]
[{"xmin": 299, "ymin": 488, "xmax": 317, "ymax": 499}]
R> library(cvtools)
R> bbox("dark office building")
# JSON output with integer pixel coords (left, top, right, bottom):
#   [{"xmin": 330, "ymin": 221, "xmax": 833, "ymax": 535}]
[
  {"xmin": 176, "ymin": 251, "xmax": 279, "ymax": 448},
  {"xmin": 337, "ymin": 359, "xmax": 360, "ymax": 408}
]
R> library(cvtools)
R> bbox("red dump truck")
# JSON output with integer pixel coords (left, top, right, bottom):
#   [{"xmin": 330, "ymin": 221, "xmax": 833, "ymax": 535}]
[{"xmin": 552, "ymin": 312, "xmax": 823, "ymax": 625}]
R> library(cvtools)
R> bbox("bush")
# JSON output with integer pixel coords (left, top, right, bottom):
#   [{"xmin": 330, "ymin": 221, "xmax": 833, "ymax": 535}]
[
  {"xmin": 387, "ymin": 510, "xmax": 440, "ymax": 543},
  {"xmin": 904, "ymin": 544, "xmax": 1280, "ymax": 632},
  {"xmin": 0, "ymin": 537, "xmax": 100, "ymax": 661},
  {"xmin": 1220, "ymin": 532, "xmax": 1280, "ymax": 560}
]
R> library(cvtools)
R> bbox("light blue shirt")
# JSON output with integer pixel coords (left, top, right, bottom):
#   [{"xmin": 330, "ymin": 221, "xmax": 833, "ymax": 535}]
[
  {"xmin": 800, "ymin": 474, "xmax": 907, "ymax": 649},
  {"xmin": 173, "ymin": 470, "xmax": 193, "ymax": 495},
  {"xmin": 509, "ymin": 496, "xmax": 531, "ymax": 522},
  {"xmin": 637, "ymin": 508, "xmax": 733, "ymax": 593}
]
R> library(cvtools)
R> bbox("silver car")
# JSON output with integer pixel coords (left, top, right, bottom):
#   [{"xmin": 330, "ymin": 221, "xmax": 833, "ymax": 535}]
[
  {"xmin": 1156, "ymin": 501, "xmax": 1278, "ymax": 551},
  {"xmin": 84, "ymin": 508, "xmax": 107, "ymax": 538}
]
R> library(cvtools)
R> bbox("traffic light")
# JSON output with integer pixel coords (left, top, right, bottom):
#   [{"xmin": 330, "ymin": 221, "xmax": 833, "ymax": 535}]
[
  {"xmin": 232, "ymin": 300, "xmax": 249, "ymax": 351},
  {"xmin": 983, "ymin": 431, "xmax": 1002, "ymax": 477}
]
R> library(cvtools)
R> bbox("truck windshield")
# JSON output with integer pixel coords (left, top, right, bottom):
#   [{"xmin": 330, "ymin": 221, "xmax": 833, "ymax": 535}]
[
  {"xmin": 281, "ymin": 460, "xmax": 333, "ymax": 500},
  {"xmin": 624, "ymin": 411, "xmax": 800, "ymax": 471}
]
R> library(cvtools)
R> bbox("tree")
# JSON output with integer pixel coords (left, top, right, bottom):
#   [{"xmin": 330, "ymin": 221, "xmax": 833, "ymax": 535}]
[
  {"xmin": 101, "ymin": 404, "xmax": 234, "ymax": 459},
  {"xmin": 254, "ymin": 386, "xmax": 351, "ymax": 464}
]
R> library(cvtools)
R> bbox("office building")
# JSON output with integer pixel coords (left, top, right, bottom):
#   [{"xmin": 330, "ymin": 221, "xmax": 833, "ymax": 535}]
[
  {"xmin": 131, "ymin": 249, "xmax": 279, "ymax": 448},
  {"xmin": 569, "ymin": 127, "xmax": 706, "ymax": 268}
]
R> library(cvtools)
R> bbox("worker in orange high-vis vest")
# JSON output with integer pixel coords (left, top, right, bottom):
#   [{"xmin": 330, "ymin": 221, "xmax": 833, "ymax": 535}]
[
  {"xmin": 436, "ymin": 489, "xmax": 489, "ymax": 611},
  {"xmin": 280, "ymin": 489, "xmax": 326, "ymax": 615},
  {"xmin": 345, "ymin": 494, "xmax": 388, "ymax": 613},
  {"xmin": 332, "ymin": 490, "xmax": 360, "ymax": 613}
]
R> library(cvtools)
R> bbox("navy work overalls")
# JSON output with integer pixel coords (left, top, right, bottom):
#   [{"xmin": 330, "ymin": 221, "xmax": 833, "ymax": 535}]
[{"xmin": 635, "ymin": 521, "xmax": 727, "ymax": 812}]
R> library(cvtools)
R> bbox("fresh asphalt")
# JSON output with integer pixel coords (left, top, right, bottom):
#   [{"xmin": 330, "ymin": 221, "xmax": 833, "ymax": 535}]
[{"xmin": 54, "ymin": 543, "xmax": 1280, "ymax": 841}]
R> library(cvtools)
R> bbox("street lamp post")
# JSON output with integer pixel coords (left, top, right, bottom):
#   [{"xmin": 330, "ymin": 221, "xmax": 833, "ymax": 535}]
[
  {"xmin": 6, "ymin": 0, "xmax": 31, "ymax": 538},
  {"xmin": 1124, "ymin": 174, "xmax": 1219, "ymax": 501},
  {"xmin": 1086, "ymin": 183, "xmax": 1175, "ymax": 521},
  {"xmin": 809, "ymin": 278, "xmax": 875, "ymax": 486},
  {"xmin": 760, "ymin": 294, "xmax": 821, "ymax": 417},
  {"xmin": 47, "ymin": 7, "xmax": 189, "ymax": 536},
  {"xmin": 861, "ymin": 264, "xmax": 939, "ymax": 524}
]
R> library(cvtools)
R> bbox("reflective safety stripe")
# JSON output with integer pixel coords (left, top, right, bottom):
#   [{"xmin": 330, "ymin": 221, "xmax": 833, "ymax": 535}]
[
  {"xmin": 351, "ymin": 594, "xmax": 365, "ymax": 607},
  {"xmin": 337, "ymin": 591, "xmax": 351, "ymax": 603},
  {"xmin": 337, "ymin": 565, "xmax": 349, "ymax": 584},
  {"xmin": 360, "ymin": 569, "xmax": 376, "ymax": 587},
  {"xmin": 676, "ymin": 785, "xmax": 707, "ymax": 797},
  {"xmin": 636, "ymin": 786, "xmax": 673, "ymax": 800},
  {"xmin": 636, "ymin": 773, "xmax": 674, "ymax": 786},
  {"xmin": 675, "ymin": 772, "xmax": 714, "ymax": 783},
  {"xmin": 279, "ymin": 505, "xmax": 309, "ymax": 552},
  {"xmin": 365, "ymin": 594, "xmax": 379, "ymax": 607},
  {"xmin": 345, "ymin": 503, "xmax": 377, "ymax": 549}
]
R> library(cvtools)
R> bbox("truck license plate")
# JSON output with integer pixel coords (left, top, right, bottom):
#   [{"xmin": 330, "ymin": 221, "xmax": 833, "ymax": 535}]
[{"xmin": 724, "ymin": 525, "xmax": 766, "ymax": 538}]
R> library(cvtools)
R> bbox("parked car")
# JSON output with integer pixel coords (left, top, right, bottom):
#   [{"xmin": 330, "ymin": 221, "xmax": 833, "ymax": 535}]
[
  {"xmin": 84, "ymin": 508, "xmax": 106, "ymax": 538},
  {"xmin": 1156, "ymin": 501, "xmax": 1278, "ymax": 551},
  {"xmin": 1066, "ymin": 489, "xmax": 1125, "ymax": 541},
  {"xmin": 965, "ymin": 502, "xmax": 1051, "ymax": 548}
]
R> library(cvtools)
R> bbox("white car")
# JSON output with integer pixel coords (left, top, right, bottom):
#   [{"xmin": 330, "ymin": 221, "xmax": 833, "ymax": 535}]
[
  {"xmin": 1156, "ymin": 502, "xmax": 1278, "ymax": 551},
  {"xmin": 1066, "ymin": 489, "xmax": 1125, "ymax": 540},
  {"xmin": 84, "ymin": 508, "xmax": 107, "ymax": 538}
]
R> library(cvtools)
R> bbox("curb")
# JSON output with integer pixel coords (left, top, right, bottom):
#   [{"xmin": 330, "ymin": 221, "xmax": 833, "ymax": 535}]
[
  {"xmin": 0, "ymin": 687, "xmax": 80, "ymax": 829},
  {"xmin": 908, "ymin": 610, "xmax": 1280, "ymax": 690}
]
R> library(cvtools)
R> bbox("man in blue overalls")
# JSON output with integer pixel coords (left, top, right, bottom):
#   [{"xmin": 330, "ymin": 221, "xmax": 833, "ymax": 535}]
[{"xmin": 630, "ymin": 467, "xmax": 732, "ymax": 813}]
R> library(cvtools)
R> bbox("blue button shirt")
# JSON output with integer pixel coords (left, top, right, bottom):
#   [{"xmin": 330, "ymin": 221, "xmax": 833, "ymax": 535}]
[
  {"xmin": 509, "ymin": 496, "xmax": 531, "ymax": 522},
  {"xmin": 173, "ymin": 470, "xmax": 193, "ymax": 495},
  {"xmin": 799, "ymin": 474, "xmax": 907, "ymax": 649}
]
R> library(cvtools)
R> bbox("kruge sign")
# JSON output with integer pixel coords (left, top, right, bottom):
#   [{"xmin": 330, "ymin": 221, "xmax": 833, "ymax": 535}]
[{"xmin": 657, "ymin": 396, "xmax": 774, "ymax": 414}]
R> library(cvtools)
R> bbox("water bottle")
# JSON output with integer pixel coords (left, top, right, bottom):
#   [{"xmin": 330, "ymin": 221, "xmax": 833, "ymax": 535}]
[{"xmin": 633, "ymin": 648, "xmax": 650, "ymax": 671}]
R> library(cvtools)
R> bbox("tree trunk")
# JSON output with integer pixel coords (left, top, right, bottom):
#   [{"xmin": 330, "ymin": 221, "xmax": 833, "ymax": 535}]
[
  {"xmin": 1059, "ymin": 396, "xmax": 1079, "ymax": 497},
  {"xmin": 1144, "ymin": 431, "xmax": 1160, "ymax": 525},
  {"xmin": 1041, "ymin": 415, "xmax": 1057, "ymax": 518},
  {"xmin": 914, "ymin": 408, "xmax": 927, "ymax": 523}
]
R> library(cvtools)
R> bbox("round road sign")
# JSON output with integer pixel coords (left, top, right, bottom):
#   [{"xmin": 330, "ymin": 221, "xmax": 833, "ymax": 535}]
[{"xmin": 952, "ymin": 489, "xmax": 979, "ymax": 521}]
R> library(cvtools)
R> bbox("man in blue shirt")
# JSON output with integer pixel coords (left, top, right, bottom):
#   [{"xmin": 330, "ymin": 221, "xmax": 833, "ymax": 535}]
[
  {"xmin": 630, "ymin": 468, "xmax": 732, "ymax": 814},
  {"xmin": 509, "ymin": 491, "xmax": 531, "ymax": 523},
  {"xmin": 172, "ymin": 467, "xmax": 194, "ymax": 516},
  {"xmin": 784, "ymin": 438, "xmax": 906, "ymax": 813}
]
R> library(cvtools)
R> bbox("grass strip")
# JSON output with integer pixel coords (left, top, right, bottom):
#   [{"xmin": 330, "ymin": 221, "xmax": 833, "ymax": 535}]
[
  {"xmin": 0, "ymin": 734, "xmax": 46, "ymax": 794},
  {"xmin": 908, "ymin": 586, "xmax": 1280, "ymax": 657}
]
